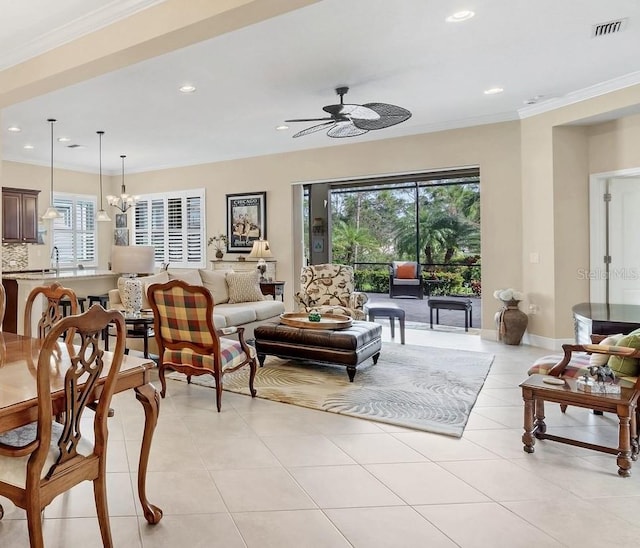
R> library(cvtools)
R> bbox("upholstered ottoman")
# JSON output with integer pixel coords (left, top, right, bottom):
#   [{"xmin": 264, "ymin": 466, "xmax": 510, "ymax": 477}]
[{"xmin": 254, "ymin": 321, "xmax": 382, "ymax": 382}]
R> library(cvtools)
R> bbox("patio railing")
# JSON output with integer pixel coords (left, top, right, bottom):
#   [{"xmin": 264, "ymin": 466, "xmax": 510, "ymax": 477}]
[{"xmin": 351, "ymin": 261, "xmax": 481, "ymax": 297}]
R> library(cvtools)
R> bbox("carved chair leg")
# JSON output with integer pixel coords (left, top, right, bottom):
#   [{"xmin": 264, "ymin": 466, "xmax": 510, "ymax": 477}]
[
  {"xmin": 26, "ymin": 503, "xmax": 45, "ymax": 548},
  {"xmin": 560, "ymin": 404, "xmax": 568, "ymax": 413},
  {"xmin": 94, "ymin": 474, "xmax": 114, "ymax": 548}
]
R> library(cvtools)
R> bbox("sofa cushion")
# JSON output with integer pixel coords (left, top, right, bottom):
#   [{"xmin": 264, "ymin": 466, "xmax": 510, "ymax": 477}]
[
  {"xmin": 589, "ymin": 333, "xmax": 623, "ymax": 367},
  {"xmin": 168, "ymin": 269, "xmax": 202, "ymax": 286},
  {"xmin": 199, "ymin": 269, "xmax": 231, "ymax": 304},
  {"xmin": 250, "ymin": 299, "xmax": 286, "ymax": 321},
  {"xmin": 215, "ymin": 303, "xmax": 258, "ymax": 325},
  {"xmin": 139, "ymin": 271, "xmax": 170, "ymax": 309},
  {"xmin": 226, "ymin": 270, "xmax": 265, "ymax": 304}
]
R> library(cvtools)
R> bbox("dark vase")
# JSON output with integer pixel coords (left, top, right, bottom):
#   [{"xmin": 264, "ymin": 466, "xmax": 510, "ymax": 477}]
[
  {"xmin": 215, "ymin": 249, "xmax": 224, "ymax": 259},
  {"xmin": 495, "ymin": 299, "xmax": 528, "ymax": 345}
]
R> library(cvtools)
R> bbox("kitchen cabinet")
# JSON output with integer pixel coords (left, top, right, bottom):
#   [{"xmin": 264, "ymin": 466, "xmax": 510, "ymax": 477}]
[{"xmin": 2, "ymin": 187, "xmax": 40, "ymax": 243}]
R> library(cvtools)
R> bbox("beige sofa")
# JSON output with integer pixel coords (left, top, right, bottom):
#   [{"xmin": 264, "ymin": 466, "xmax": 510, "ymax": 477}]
[{"xmin": 108, "ymin": 268, "xmax": 285, "ymax": 356}]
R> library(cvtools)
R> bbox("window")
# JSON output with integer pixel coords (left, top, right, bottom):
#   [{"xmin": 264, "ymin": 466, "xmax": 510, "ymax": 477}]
[
  {"xmin": 132, "ymin": 188, "xmax": 205, "ymax": 269},
  {"xmin": 52, "ymin": 193, "xmax": 97, "ymax": 267}
]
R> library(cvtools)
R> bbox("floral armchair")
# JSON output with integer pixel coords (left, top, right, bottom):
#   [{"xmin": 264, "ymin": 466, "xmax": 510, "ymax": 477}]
[{"xmin": 294, "ymin": 264, "xmax": 368, "ymax": 320}]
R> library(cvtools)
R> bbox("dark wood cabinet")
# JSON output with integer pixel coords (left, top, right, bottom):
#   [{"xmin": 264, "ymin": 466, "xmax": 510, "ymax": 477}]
[{"xmin": 2, "ymin": 187, "xmax": 40, "ymax": 243}]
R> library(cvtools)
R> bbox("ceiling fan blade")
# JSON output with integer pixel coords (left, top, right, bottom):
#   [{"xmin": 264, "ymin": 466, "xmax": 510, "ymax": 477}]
[
  {"xmin": 292, "ymin": 121, "xmax": 336, "ymax": 138},
  {"xmin": 352, "ymin": 103, "xmax": 412, "ymax": 130},
  {"xmin": 285, "ymin": 117, "xmax": 334, "ymax": 123},
  {"xmin": 326, "ymin": 121, "xmax": 369, "ymax": 138},
  {"xmin": 323, "ymin": 103, "xmax": 380, "ymax": 120}
]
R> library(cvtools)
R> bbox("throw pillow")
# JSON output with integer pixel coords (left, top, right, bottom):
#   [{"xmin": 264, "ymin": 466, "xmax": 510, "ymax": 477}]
[
  {"xmin": 168, "ymin": 269, "xmax": 202, "ymax": 286},
  {"xmin": 589, "ymin": 333, "xmax": 624, "ymax": 367},
  {"xmin": 395, "ymin": 263, "xmax": 416, "ymax": 279},
  {"xmin": 199, "ymin": 269, "xmax": 232, "ymax": 304},
  {"xmin": 226, "ymin": 270, "xmax": 265, "ymax": 304},
  {"xmin": 608, "ymin": 334, "xmax": 640, "ymax": 377}
]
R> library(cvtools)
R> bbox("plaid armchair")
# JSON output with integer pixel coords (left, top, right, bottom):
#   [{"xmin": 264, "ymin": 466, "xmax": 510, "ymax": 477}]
[
  {"xmin": 294, "ymin": 264, "xmax": 368, "ymax": 320},
  {"xmin": 147, "ymin": 279, "xmax": 257, "ymax": 412}
]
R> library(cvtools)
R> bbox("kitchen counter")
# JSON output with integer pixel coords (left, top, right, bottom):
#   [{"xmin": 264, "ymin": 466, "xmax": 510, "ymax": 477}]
[
  {"xmin": 2, "ymin": 269, "xmax": 119, "ymax": 334},
  {"xmin": 2, "ymin": 268, "xmax": 115, "ymax": 281}
]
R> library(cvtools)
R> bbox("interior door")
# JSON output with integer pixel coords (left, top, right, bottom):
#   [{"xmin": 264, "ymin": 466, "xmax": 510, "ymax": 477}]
[{"xmin": 608, "ymin": 177, "xmax": 640, "ymax": 304}]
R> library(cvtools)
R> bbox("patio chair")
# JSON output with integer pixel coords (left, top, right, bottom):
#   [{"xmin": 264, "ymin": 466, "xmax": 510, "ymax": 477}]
[
  {"xmin": 294, "ymin": 264, "xmax": 368, "ymax": 320},
  {"xmin": 389, "ymin": 261, "xmax": 424, "ymax": 299}
]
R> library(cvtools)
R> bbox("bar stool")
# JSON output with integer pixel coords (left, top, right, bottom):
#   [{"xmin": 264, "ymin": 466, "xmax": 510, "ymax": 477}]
[
  {"xmin": 88, "ymin": 294, "xmax": 110, "ymax": 308},
  {"xmin": 60, "ymin": 296, "xmax": 86, "ymax": 315}
]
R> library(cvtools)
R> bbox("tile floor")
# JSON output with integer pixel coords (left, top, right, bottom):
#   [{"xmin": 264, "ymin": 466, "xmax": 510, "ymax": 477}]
[{"xmin": 2, "ymin": 327, "xmax": 640, "ymax": 547}]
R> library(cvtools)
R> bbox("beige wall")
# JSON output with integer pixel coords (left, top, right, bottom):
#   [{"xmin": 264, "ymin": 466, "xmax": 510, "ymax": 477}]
[{"xmin": 124, "ymin": 121, "xmax": 522, "ymax": 327}]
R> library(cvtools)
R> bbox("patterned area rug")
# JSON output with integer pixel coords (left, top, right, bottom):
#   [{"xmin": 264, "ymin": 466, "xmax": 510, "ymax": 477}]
[{"xmin": 167, "ymin": 343, "xmax": 494, "ymax": 437}]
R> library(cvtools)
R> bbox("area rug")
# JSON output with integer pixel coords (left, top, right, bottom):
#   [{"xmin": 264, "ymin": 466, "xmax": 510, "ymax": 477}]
[{"xmin": 167, "ymin": 344, "xmax": 494, "ymax": 437}]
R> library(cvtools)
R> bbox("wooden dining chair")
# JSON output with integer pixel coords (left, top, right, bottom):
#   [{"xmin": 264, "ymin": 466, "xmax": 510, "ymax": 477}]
[
  {"xmin": 0, "ymin": 305, "xmax": 126, "ymax": 548},
  {"xmin": 147, "ymin": 279, "xmax": 257, "ymax": 411},
  {"xmin": 24, "ymin": 282, "xmax": 79, "ymax": 344}
]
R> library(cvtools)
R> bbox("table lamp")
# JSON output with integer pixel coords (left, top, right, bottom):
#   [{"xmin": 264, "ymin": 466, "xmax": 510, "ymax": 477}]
[
  {"xmin": 247, "ymin": 239, "xmax": 273, "ymax": 282},
  {"xmin": 110, "ymin": 245, "xmax": 155, "ymax": 316}
]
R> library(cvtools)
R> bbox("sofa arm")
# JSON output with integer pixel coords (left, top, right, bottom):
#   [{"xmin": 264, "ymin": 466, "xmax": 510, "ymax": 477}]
[
  {"xmin": 349, "ymin": 291, "xmax": 368, "ymax": 311},
  {"xmin": 108, "ymin": 288, "xmax": 123, "ymax": 309}
]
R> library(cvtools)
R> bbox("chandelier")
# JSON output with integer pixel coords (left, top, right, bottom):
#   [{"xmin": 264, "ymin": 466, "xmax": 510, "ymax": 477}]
[{"xmin": 106, "ymin": 154, "xmax": 138, "ymax": 213}]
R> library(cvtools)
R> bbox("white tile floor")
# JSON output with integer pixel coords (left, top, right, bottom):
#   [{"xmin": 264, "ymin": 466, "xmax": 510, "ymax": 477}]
[{"xmin": 2, "ymin": 327, "xmax": 640, "ymax": 547}]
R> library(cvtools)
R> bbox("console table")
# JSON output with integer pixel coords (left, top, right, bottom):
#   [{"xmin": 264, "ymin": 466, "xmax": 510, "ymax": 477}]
[
  {"xmin": 210, "ymin": 259, "xmax": 276, "ymax": 280},
  {"xmin": 572, "ymin": 302, "xmax": 640, "ymax": 344}
]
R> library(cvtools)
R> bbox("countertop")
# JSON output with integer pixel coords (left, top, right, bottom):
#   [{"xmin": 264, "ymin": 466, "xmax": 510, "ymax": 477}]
[{"xmin": 2, "ymin": 269, "xmax": 117, "ymax": 281}]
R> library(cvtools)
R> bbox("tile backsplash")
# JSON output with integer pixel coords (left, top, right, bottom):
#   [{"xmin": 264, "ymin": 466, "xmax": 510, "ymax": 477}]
[{"xmin": 2, "ymin": 243, "xmax": 29, "ymax": 271}]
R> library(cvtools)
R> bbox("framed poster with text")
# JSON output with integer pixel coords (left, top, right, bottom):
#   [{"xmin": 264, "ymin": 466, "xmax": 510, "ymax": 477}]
[{"xmin": 226, "ymin": 192, "xmax": 266, "ymax": 252}]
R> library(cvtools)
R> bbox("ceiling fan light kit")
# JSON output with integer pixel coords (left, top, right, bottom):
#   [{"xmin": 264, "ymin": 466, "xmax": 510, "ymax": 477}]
[{"xmin": 286, "ymin": 87, "xmax": 411, "ymax": 139}]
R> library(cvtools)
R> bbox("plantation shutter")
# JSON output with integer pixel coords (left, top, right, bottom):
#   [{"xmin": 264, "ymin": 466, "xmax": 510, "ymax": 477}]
[
  {"xmin": 132, "ymin": 189, "xmax": 205, "ymax": 268},
  {"xmin": 52, "ymin": 194, "xmax": 97, "ymax": 267}
]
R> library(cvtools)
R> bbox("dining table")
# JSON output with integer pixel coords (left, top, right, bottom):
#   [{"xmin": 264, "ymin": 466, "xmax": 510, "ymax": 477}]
[{"xmin": 0, "ymin": 331, "xmax": 163, "ymax": 524}]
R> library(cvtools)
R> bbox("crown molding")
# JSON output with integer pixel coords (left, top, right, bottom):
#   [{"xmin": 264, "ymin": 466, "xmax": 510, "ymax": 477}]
[
  {"xmin": 0, "ymin": 0, "xmax": 165, "ymax": 71},
  {"xmin": 518, "ymin": 70, "xmax": 640, "ymax": 119}
]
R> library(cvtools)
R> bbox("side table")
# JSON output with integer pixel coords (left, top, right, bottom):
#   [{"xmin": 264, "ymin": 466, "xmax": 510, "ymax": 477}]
[
  {"xmin": 104, "ymin": 313, "xmax": 155, "ymax": 359},
  {"xmin": 260, "ymin": 281, "xmax": 285, "ymax": 301},
  {"xmin": 520, "ymin": 374, "xmax": 639, "ymax": 477}
]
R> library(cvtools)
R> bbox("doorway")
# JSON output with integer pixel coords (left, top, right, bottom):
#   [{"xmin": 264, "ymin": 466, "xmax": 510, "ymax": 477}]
[{"xmin": 590, "ymin": 169, "xmax": 640, "ymax": 304}]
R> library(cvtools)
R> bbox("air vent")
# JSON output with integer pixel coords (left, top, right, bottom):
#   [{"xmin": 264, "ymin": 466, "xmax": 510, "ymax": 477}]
[
  {"xmin": 66, "ymin": 144, "xmax": 85, "ymax": 149},
  {"xmin": 592, "ymin": 18, "xmax": 628, "ymax": 37}
]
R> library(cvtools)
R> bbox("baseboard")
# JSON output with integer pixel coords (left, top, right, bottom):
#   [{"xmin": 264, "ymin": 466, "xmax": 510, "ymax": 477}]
[{"xmin": 481, "ymin": 329, "xmax": 573, "ymax": 351}]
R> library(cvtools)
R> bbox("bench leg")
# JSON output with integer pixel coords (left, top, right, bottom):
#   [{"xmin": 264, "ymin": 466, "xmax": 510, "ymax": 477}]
[
  {"xmin": 389, "ymin": 316, "xmax": 395, "ymax": 339},
  {"xmin": 430, "ymin": 308, "xmax": 433, "ymax": 329},
  {"xmin": 465, "ymin": 309, "xmax": 469, "ymax": 332},
  {"xmin": 399, "ymin": 315, "xmax": 405, "ymax": 345}
]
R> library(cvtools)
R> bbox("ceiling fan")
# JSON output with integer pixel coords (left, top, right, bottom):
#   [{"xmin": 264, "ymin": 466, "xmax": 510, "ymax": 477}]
[{"xmin": 285, "ymin": 86, "xmax": 411, "ymax": 138}]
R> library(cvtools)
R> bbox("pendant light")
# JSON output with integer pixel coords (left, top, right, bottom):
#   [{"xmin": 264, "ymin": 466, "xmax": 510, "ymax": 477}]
[
  {"xmin": 106, "ymin": 154, "xmax": 137, "ymax": 213},
  {"xmin": 95, "ymin": 131, "xmax": 111, "ymax": 222},
  {"xmin": 41, "ymin": 118, "xmax": 62, "ymax": 220}
]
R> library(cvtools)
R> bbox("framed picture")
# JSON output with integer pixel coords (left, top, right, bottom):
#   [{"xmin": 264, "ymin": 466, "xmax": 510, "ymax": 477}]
[
  {"xmin": 226, "ymin": 191, "xmax": 267, "ymax": 252},
  {"xmin": 114, "ymin": 228, "xmax": 129, "ymax": 246},
  {"xmin": 115, "ymin": 213, "xmax": 127, "ymax": 228}
]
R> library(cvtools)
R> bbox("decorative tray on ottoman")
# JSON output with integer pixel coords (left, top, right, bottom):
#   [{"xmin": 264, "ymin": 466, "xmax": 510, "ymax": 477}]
[{"xmin": 279, "ymin": 313, "xmax": 353, "ymax": 330}]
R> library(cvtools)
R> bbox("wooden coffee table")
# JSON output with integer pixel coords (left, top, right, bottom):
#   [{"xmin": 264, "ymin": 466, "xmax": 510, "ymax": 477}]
[{"xmin": 520, "ymin": 374, "xmax": 639, "ymax": 477}]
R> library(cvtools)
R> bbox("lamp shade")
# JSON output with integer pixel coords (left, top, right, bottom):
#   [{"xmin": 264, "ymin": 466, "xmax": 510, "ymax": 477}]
[
  {"xmin": 247, "ymin": 239, "xmax": 273, "ymax": 259},
  {"xmin": 110, "ymin": 245, "xmax": 155, "ymax": 275}
]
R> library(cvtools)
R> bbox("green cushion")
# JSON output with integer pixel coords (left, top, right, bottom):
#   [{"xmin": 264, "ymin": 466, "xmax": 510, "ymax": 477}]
[{"xmin": 608, "ymin": 334, "xmax": 640, "ymax": 377}]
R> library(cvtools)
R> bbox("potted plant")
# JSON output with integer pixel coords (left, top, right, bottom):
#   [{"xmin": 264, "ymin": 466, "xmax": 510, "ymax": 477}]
[{"xmin": 208, "ymin": 233, "xmax": 227, "ymax": 259}]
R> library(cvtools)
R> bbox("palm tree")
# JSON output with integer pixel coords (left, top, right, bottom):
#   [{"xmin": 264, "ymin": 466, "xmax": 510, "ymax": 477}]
[{"xmin": 331, "ymin": 220, "xmax": 376, "ymax": 265}]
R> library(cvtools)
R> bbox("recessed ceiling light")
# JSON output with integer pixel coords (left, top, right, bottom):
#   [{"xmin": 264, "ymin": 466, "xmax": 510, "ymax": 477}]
[
  {"xmin": 179, "ymin": 84, "xmax": 196, "ymax": 93},
  {"xmin": 276, "ymin": 125, "xmax": 289, "ymax": 131},
  {"xmin": 446, "ymin": 10, "xmax": 475, "ymax": 23},
  {"xmin": 57, "ymin": 137, "xmax": 71, "ymax": 142},
  {"xmin": 7, "ymin": 125, "xmax": 21, "ymax": 132},
  {"xmin": 484, "ymin": 87, "xmax": 504, "ymax": 95},
  {"xmin": 23, "ymin": 144, "xmax": 34, "ymax": 150}
]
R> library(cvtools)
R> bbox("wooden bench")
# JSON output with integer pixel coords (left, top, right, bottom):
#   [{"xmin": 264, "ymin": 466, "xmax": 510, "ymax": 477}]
[{"xmin": 428, "ymin": 296, "xmax": 473, "ymax": 331}]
